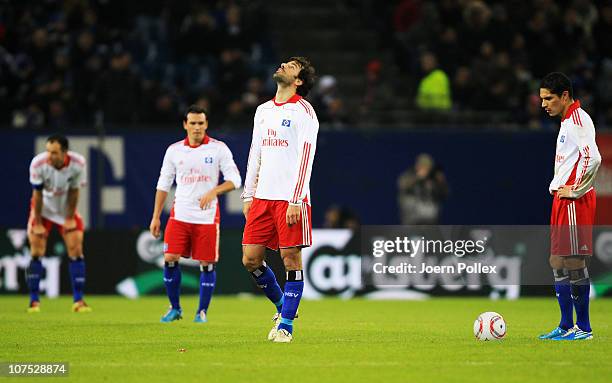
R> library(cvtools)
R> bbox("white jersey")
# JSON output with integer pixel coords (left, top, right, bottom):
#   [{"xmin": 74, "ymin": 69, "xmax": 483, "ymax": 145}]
[
  {"xmin": 549, "ymin": 100, "xmax": 602, "ymax": 198},
  {"xmin": 29, "ymin": 151, "xmax": 87, "ymax": 225},
  {"xmin": 241, "ymin": 94, "xmax": 319, "ymax": 205},
  {"xmin": 156, "ymin": 136, "xmax": 242, "ymax": 224}
]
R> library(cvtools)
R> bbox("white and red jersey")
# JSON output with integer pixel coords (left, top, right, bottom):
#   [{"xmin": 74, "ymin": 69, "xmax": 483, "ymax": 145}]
[
  {"xmin": 156, "ymin": 136, "xmax": 242, "ymax": 225},
  {"xmin": 241, "ymin": 94, "xmax": 319, "ymax": 205},
  {"xmin": 549, "ymin": 100, "xmax": 602, "ymax": 198},
  {"xmin": 29, "ymin": 151, "xmax": 87, "ymax": 225}
]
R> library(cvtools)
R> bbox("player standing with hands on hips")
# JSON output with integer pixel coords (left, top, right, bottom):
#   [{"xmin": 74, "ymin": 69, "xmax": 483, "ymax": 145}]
[
  {"xmin": 150, "ymin": 105, "xmax": 241, "ymax": 323},
  {"xmin": 538, "ymin": 72, "xmax": 601, "ymax": 341},
  {"xmin": 27, "ymin": 134, "xmax": 91, "ymax": 313},
  {"xmin": 242, "ymin": 57, "xmax": 319, "ymax": 343}
]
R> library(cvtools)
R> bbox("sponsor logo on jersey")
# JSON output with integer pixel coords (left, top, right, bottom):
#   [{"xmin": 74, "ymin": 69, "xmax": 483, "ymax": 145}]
[
  {"xmin": 281, "ymin": 119, "xmax": 291, "ymax": 127},
  {"xmin": 560, "ymin": 135, "xmax": 565, "ymax": 143}
]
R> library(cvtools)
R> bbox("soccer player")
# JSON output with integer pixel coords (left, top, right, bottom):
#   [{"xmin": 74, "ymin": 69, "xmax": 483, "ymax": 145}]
[
  {"xmin": 27, "ymin": 134, "xmax": 91, "ymax": 313},
  {"xmin": 241, "ymin": 57, "xmax": 318, "ymax": 343},
  {"xmin": 150, "ymin": 105, "xmax": 241, "ymax": 323},
  {"xmin": 538, "ymin": 72, "xmax": 601, "ymax": 340}
]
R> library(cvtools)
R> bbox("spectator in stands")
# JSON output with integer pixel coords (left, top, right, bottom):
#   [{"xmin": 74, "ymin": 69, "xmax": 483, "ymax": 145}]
[
  {"xmin": 415, "ymin": 51, "xmax": 451, "ymax": 111},
  {"xmin": 397, "ymin": 153, "xmax": 448, "ymax": 225}
]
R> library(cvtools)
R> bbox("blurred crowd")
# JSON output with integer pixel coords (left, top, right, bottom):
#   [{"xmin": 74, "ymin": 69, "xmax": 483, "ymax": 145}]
[
  {"xmin": 360, "ymin": 0, "xmax": 612, "ymax": 129},
  {"xmin": 1, "ymin": 0, "xmax": 611, "ymax": 130},
  {"xmin": 0, "ymin": 0, "xmax": 274, "ymax": 130}
]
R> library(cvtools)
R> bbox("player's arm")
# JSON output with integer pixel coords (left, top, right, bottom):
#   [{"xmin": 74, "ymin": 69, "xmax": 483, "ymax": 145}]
[
  {"xmin": 64, "ymin": 188, "xmax": 79, "ymax": 231},
  {"xmin": 286, "ymin": 111, "xmax": 319, "ymax": 225},
  {"xmin": 200, "ymin": 145, "xmax": 242, "ymax": 209},
  {"xmin": 558, "ymin": 124, "xmax": 602, "ymax": 199},
  {"xmin": 64, "ymin": 158, "xmax": 87, "ymax": 231},
  {"xmin": 29, "ymin": 158, "xmax": 46, "ymax": 235},
  {"xmin": 242, "ymin": 109, "xmax": 263, "ymax": 218},
  {"xmin": 151, "ymin": 148, "xmax": 175, "ymax": 238}
]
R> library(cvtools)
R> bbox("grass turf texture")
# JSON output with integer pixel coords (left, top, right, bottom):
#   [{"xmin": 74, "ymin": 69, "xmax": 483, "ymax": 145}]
[{"xmin": 0, "ymin": 296, "xmax": 610, "ymax": 383}]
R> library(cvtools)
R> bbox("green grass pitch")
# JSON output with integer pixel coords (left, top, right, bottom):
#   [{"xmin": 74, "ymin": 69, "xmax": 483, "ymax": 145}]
[{"xmin": 1, "ymin": 296, "xmax": 610, "ymax": 382}]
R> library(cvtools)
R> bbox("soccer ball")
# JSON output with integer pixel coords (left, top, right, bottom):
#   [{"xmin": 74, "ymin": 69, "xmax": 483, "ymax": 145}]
[{"xmin": 473, "ymin": 311, "xmax": 506, "ymax": 341}]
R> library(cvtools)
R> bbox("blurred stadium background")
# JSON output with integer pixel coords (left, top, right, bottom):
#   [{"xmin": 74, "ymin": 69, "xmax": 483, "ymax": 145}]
[{"xmin": 1, "ymin": 0, "xmax": 612, "ymax": 300}]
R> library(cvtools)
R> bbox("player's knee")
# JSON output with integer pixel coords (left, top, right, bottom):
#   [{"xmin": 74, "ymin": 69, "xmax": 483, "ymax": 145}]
[
  {"xmin": 281, "ymin": 248, "xmax": 302, "ymax": 270},
  {"xmin": 67, "ymin": 245, "xmax": 83, "ymax": 258},
  {"xmin": 564, "ymin": 256, "xmax": 586, "ymax": 270},
  {"xmin": 164, "ymin": 253, "xmax": 181, "ymax": 262},
  {"xmin": 548, "ymin": 255, "xmax": 564, "ymax": 269},
  {"xmin": 242, "ymin": 255, "xmax": 262, "ymax": 271}
]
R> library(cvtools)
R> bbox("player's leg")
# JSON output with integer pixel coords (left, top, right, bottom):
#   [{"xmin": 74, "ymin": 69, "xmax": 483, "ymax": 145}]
[
  {"xmin": 26, "ymin": 218, "xmax": 49, "ymax": 312},
  {"xmin": 540, "ymin": 196, "xmax": 573, "ymax": 338},
  {"xmin": 274, "ymin": 202, "xmax": 311, "ymax": 342},
  {"xmin": 161, "ymin": 218, "xmax": 190, "ymax": 322},
  {"xmin": 242, "ymin": 199, "xmax": 284, "ymax": 313},
  {"xmin": 565, "ymin": 256, "xmax": 591, "ymax": 336},
  {"xmin": 275, "ymin": 246, "xmax": 304, "ymax": 342},
  {"xmin": 243, "ymin": 245, "xmax": 284, "ymax": 312},
  {"xmin": 62, "ymin": 218, "xmax": 91, "ymax": 312},
  {"xmin": 193, "ymin": 223, "xmax": 219, "ymax": 323}
]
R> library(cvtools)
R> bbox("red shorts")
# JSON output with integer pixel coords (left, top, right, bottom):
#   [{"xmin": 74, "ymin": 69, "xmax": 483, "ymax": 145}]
[
  {"xmin": 242, "ymin": 198, "xmax": 312, "ymax": 250},
  {"xmin": 164, "ymin": 218, "xmax": 219, "ymax": 262},
  {"xmin": 550, "ymin": 188, "xmax": 596, "ymax": 256},
  {"xmin": 27, "ymin": 213, "xmax": 84, "ymax": 237}
]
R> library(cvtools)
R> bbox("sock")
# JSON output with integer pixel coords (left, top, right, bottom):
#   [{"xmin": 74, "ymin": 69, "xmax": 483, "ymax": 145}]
[
  {"xmin": 553, "ymin": 268, "xmax": 573, "ymax": 330},
  {"xmin": 198, "ymin": 264, "xmax": 216, "ymax": 313},
  {"xmin": 27, "ymin": 258, "xmax": 43, "ymax": 303},
  {"xmin": 250, "ymin": 263, "xmax": 284, "ymax": 312},
  {"xmin": 570, "ymin": 267, "xmax": 591, "ymax": 332},
  {"xmin": 278, "ymin": 270, "xmax": 304, "ymax": 334},
  {"xmin": 69, "ymin": 257, "xmax": 86, "ymax": 302},
  {"xmin": 163, "ymin": 261, "xmax": 182, "ymax": 310}
]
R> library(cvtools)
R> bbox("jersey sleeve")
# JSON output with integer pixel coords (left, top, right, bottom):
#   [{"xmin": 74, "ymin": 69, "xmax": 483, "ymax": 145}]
[
  {"xmin": 29, "ymin": 158, "xmax": 43, "ymax": 190},
  {"xmin": 219, "ymin": 143, "xmax": 242, "ymax": 189},
  {"xmin": 70, "ymin": 162, "xmax": 88, "ymax": 189},
  {"xmin": 241, "ymin": 108, "xmax": 263, "ymax": 201},
  {"xmin": 567, "ymin": 121, "xmax": 602, "ymax": 199},
  {"xmin": 288, "ymin": 108, "xmax": 319, "ymax": 205},
  {"xmin": 156, "ymin": 147, "xmax": 176, "ymax": 192}
]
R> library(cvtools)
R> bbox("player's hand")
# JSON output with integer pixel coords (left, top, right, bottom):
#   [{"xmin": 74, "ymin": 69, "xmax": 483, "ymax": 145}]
[
  {"xmin": 31, "ymin": 221, "xmax": 46, "ymax": 236},
  {"xmin": 557, "ymin": 185, "xmax": 574, "ymax": 199},
  {"xmin": 243, "ymin": 201, "xmax": 252, "ymax": 218},
  {"xmin": 63, "ymin": 217, "xmax": 77, "ymax": 232},
  {"xmin": 286, "ymin": 204, "xmax": 301, "ymax": 226},
  {"xmin": 199, "ymin": 190, "xmax": 218, "ymax": 210},
  {"xmin": 150, "ymin": 218, "xmax": 161, "ymax": 238}
]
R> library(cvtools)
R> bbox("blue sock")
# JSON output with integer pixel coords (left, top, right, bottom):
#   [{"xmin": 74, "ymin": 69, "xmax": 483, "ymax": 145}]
[
  {"xmin": 163, "ymin": 261, "xmax": 181, "ymax": 310},
  {"xmin": 27, "ymin": 258, "xmax": 43, "ymax": 303},
  {"xmin": 278, "ymin": 270, "xmax": 304, "ymax": 334},
  {"xmin": 69, "ymin": 257, "xmax": 86, "ymax": 302},
  {"xmin": 250, "ymin": 263, "xmax": 284, "ymax": 312},
  {"xmin": 570, "ymin": 268, "xmax": 591, "ymax": 332},
  {"xmin": 198, "ymin": 264, "xmax": 216, "ymax": 313},
  {"xmin": 553, "ymin": 269, "xmax": 573, "ymax": 330}
]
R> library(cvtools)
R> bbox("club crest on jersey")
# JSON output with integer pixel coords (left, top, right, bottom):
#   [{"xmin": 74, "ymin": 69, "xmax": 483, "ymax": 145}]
[
  {"xmin": 560, "ymin": 135, "xmax": 565, "ymax": 143},
  {"xmin": 204, "ymin": 156, "xmax": 213, "ymax": 164},
  {"xmin": 281, "ymin": 119, "xmax": 291, "ymax": 127}
]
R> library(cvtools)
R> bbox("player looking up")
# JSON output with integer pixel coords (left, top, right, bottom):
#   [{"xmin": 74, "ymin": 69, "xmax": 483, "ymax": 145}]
[
  {"xmin": 27, "ymin": 134, "xmax": 91, "ymax": 313},
  {"xmin": 538, "ymin": 72, "xmax": 601, "ymax": 341},
  {"xmin": 150, "ymin": 105, "xmax": 241, "ymax": 323},
  {"xmin": 241, "ymin": 57, "xmax": 319, "ymax": 343}
]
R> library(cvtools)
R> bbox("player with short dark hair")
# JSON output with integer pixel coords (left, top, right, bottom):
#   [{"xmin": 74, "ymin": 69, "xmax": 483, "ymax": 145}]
[
  {"xmin": 27, "ymin": 135, "xmax": 91, "ymax": 313},
  {"xmin": 538, "ymin": 72, "xmax": 602, "ymax": 340},
  {"xmin": 150, "ymin": 106, "xmax": 241, "ymax": 323},
  {"xmin": 241, "ymin": 57, "xmax": 319, "ymax": 343}
]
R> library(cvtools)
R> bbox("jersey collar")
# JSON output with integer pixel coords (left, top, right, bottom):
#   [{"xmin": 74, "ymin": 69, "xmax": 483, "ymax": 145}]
[
  {"xmin": 183, "ymin": 135, "xmax": 210, "ymax": 148},
  {"xmin": 273, "ymin": 94, "xmax": 302, "ymax": 106},
  {"xmin": 47, "ymin": 153, "xmax": 71, "ymax": 169},
  {"xmin": 562, "ymin": 100, "xmax": 580, "ymax": 121}
]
